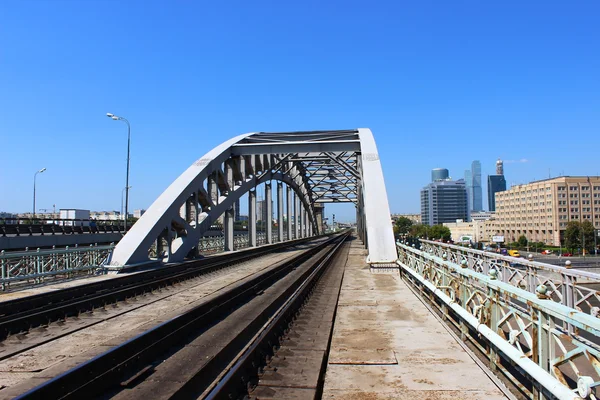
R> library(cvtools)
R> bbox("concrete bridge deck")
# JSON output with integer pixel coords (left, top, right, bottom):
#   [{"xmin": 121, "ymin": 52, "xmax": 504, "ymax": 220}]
[{"xmin": 322, "ymin": 238, "xmax": 508, "ymax": 399}]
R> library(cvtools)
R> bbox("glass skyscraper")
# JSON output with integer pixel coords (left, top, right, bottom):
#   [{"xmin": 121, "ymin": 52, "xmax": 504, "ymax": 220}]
[
  {"xmin": 488, "ymin": 175, "xmax": 507, "ymax": 211},
  {"xmin": 471, "ymin": 160, "xmax": 483, "ymax": 211}
]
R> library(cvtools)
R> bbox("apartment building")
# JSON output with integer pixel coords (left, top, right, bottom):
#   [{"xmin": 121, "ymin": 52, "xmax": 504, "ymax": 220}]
[{"xmin": 495, "ymin": 176, "xmax": 600, "ymax": 246}]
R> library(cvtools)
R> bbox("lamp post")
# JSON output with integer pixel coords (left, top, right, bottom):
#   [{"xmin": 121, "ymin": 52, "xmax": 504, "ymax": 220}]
[
  {"xmin": 121, "ymin": 186, "xmax": 132, "ymax": 232},
  {"xmin": 33, "ymin": 168, "xmax": 47, "ymax": 218},
  {"xmin": 106, "ymin": 113, "xmax": 131, "ymax": 233}
]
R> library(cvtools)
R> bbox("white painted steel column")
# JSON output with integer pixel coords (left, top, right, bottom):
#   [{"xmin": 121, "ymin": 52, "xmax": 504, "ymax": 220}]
[
  {"xmin": 224, "ymin": 207, "xmax": 234, "ymax": 251},
  {"xmin": 304, "ymin": 209, "xmax": 308, "ymax": 238},
  {"xmin": 249, "ymin": 189, "xmax": 256, "ymax": 247},
  {"xmin": 294, "ymin": 193, "xmax": 300, "ymax": 239},
  {"xmin": 299, "ymin": 205, "xmax": 305, "ymax": 238},
  {"xmin": 265, "ymin": 181, "xmax": 272, "ymax": 244},
  {"xmin": 286, "ymin": 185, "xmax": 292, "ymax": 241},
  {"xmin": 277, "ymin": 182, "xmax": 284, "ymax": 242}
]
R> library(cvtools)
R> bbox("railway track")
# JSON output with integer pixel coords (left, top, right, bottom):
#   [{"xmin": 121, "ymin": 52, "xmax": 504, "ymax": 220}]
[
  {"xmin": 12, "ymin": 231, "xmax": 351, "ymax": 399},
  {"xmin": 0, "ymin": 236, "xmax": 319, "ymax": 347}
]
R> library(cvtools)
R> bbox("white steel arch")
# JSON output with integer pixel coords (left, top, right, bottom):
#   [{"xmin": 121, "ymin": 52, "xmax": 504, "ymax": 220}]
[{"xmin": 109, "ymin": 129, "xmax": 397, "ymax": 267}]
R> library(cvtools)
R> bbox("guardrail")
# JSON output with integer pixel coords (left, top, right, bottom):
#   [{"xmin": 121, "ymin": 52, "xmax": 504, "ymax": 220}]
[
  {"xmin": 2, "ymin": 232, "xmax": 297, "ymax": 291},
  {"xmin": 1, "ymin": 244, "xmax": 114, "ymax": 290},
  {"xmin": 418, "ymin": 239, "xmax": 600, "ymax": 314},
  {"xmin": 0, "ymin": 218, "xmax": 128, "ymax": 236},
  {"xmin": 397, "ymin": 240, "xmax": 600, "ymax": 400}
]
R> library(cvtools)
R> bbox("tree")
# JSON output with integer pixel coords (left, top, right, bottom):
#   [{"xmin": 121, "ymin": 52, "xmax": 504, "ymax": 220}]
[
  {"xmin": 393, "ymin": 217, "xmax": 413, "ymax": 236},
  {"xmin": 428, "ymin": 225, "xmax": 451, "ymax": 241},
  {"xmin": 517, "ymin": 235, "xmax": 528, "ymax": 248},
  {"xmin": 409, "ymin": 224, "xmax": 429, "ymax": 238},
  {"xmin": 564, "ymin": 221, "xmax": 581, "ymax": 253},
  {"xmin": 581, "ymin": 220, "xmax": 595, "ymax": 253}
]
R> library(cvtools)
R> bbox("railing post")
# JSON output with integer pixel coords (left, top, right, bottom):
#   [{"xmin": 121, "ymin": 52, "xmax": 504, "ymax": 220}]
[
  {"xmin": 35, "ymin": 248, "xmax": 42, "ymax": 284},
  {"xmin": 1, "ymin": 250, "xmax": 6, "ymax": 291}
]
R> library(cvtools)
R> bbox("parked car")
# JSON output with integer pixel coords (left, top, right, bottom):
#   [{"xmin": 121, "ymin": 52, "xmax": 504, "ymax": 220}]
[{"xmin": 561, "ymin": 252, "xmax": 573, "ymax": 257}]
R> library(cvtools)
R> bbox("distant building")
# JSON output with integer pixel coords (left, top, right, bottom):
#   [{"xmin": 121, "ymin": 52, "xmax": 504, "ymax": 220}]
[
  {"xmin": 470, "ymin": 211, "xmax": 495, "ymax": 221},
  {"xmin": 431, "ymin": 168, "xmax": 449, "ymax": 182},
  {"xmin": 471, "ymin": 160, "xmax": 483, "ymax": 211},
  {"xmin": 488, "ymin": 159, "xmax": 507, "ymax": 212},
  {"xmin": 464, "ymin": 169, "xmax": 473, "ymax": 212},
  {"xmin": 60, "ymin": 209, "xmax": 90, "ymax": 226},
  {"xmin": 444, "ymin": 218, "xmax": 498, "ymax": 244},
  {"xmin": 495, "ymin": 176, "xmax": 600, "ymax": 245},
  {"xmin": 91, "ymin": 211, "xmax": 121, "ymax": 221},
  {"xmin": 256, "ymin": 200, "xmax": 273, "ymax": 222},
  {"xmin": 0, "ymin": 212, "xmax": 16, "ymax": 224},
  {"xmin": 234, "ymin": 199, "xmax": 241, "ymax": 222},
  {"xmin": 133, "ymin": 209, "xmax": 146, "ymax": 218},
  {"xmin": 391, "ymin": 213, "xmax": 421, "ymax": 224},
  {"xmin": 421, "ymin": 178, "xmax": 469, "ymax": 226}
]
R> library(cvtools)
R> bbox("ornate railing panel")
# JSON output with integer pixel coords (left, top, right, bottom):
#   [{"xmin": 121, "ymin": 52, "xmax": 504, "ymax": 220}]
[
  {"xmin": 397, "ymin": 241, "xmax": 600, "ymax": 400},
  {"xmin": 417, "ymin": 239, "xmax": 600, "ymax": 314}
]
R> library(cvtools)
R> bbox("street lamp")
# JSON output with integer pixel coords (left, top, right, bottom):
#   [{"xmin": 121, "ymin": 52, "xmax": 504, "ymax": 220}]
[
  {"xmin": 33, "ymin": 168, "xmax": 47, "ymax": 218},
  {"xmin": 106, "ymin": 113, "xmax": 131, "ymax": 233},
  {"xmin": 121, "ymin": 186, "xmax": 132, "ymax": 231}
]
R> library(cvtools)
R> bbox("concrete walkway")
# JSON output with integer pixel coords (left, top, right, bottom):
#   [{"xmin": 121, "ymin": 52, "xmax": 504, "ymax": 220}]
[{"xmin": 322, "ymin": 238, "xmax": 508, "ymax": 399}]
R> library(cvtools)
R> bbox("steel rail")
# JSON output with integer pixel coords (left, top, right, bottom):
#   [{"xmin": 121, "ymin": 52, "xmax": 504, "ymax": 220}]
[
  {"xmin": 203, "ymin": 233, "xmax": 349, "ymax": 399},
  {"xmin": 0, "ymin": 235, "xmax": 323, "ymax": 340},
  {"xmin": 13, "ymin": 233, "xmax": 348, "ymax": 400}
]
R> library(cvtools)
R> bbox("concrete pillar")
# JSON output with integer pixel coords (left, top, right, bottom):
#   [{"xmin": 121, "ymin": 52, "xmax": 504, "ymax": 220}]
[
  {"xmin": 277, "ymin": 182, "xmax": 284, "ymax": 242},
  {"xmin": 266, "ymin": 182, "xmax": 272, "ymax": 244},
  {"xmin": 224, "ymin": 206, "xmax": 234, "ymax": 251},
  {"xmin": 286, "ymin": 185, "xmax": 292, "ymax": 241},
  {"xmin": 249, "ymin": 189, "xmax": 256, "ymax": 247},
  {"xmin": 294, "ymin": 193, "xmax": 300, "ymax": 239}
]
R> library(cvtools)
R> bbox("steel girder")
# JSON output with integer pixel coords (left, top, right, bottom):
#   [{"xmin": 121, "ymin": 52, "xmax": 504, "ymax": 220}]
[{"xmin": 109, "ymin": 129, "xmax": 397, "ymax": 267}]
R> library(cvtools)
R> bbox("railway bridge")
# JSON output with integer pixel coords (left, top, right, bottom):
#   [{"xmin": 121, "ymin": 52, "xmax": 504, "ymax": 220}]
[
  {"xmin": 110, "ymin": 128, "xmax": 397, "ymax": 268},
  {"xmin": 0, "ymin": 129, "xmax": 599, "ymax": 400}
]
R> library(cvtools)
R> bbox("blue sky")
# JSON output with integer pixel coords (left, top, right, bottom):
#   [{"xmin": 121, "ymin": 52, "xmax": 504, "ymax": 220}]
[{"xmin": 1, "ymin": 0, "xmax": 599, "ymax": 222}]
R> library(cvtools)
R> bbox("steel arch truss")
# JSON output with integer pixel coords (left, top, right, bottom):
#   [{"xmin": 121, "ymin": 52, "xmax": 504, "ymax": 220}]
[{"xmin": 110, "ymin": 129, "xmax": 397, "ymax": 267}]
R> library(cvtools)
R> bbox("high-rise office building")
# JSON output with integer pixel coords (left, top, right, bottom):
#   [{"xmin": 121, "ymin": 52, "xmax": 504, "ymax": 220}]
[
  {"xmin": 421, "ymin": 178, "xmax": 469, "ymax": 226},
  {"xmin": 471, "ymin": 160, "xmax": 483, "ymax": 211},
  {"xmin": 431, "ymin": 168, "xmax": 449, "ymax": 182},
  {"xmin": 256, "ymin": 199, "xmax": 273, "ymax": 222},
  {"xmin": 464, "ymin": 169, "xmax": 473, "ymax": 212},
  {"xmin": 234, "ymin": 199, "xmax": 240, "ymax": 222},
  {"xmin": 487, "ymin": 158, "xmax": 506, "ymax": 212}
]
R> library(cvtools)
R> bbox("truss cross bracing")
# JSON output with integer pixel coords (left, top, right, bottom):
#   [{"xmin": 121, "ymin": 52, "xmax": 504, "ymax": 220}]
[{"xmin": 109, "ymin": 129, "xmax": 397, "ymax": 267}]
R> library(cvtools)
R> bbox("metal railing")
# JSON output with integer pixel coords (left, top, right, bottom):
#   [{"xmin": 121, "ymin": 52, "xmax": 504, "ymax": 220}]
[
  {"xmin": 0, "ymin": 217, "xmax": 129, "ymax": 236},
  {"xmin": 397, "ymin": 240, "xmax": 600, "ymax": 400},
  {"xmin": 2, "ymin": 231, "xmax": 300, "ymax": 291},
  {"xmin": 418, "ymin": 239, "xmax": 600, "ymax": 314},
  {"xmin": 1, "ymin": 244, "xmax": 114, "ymax": 290}
]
